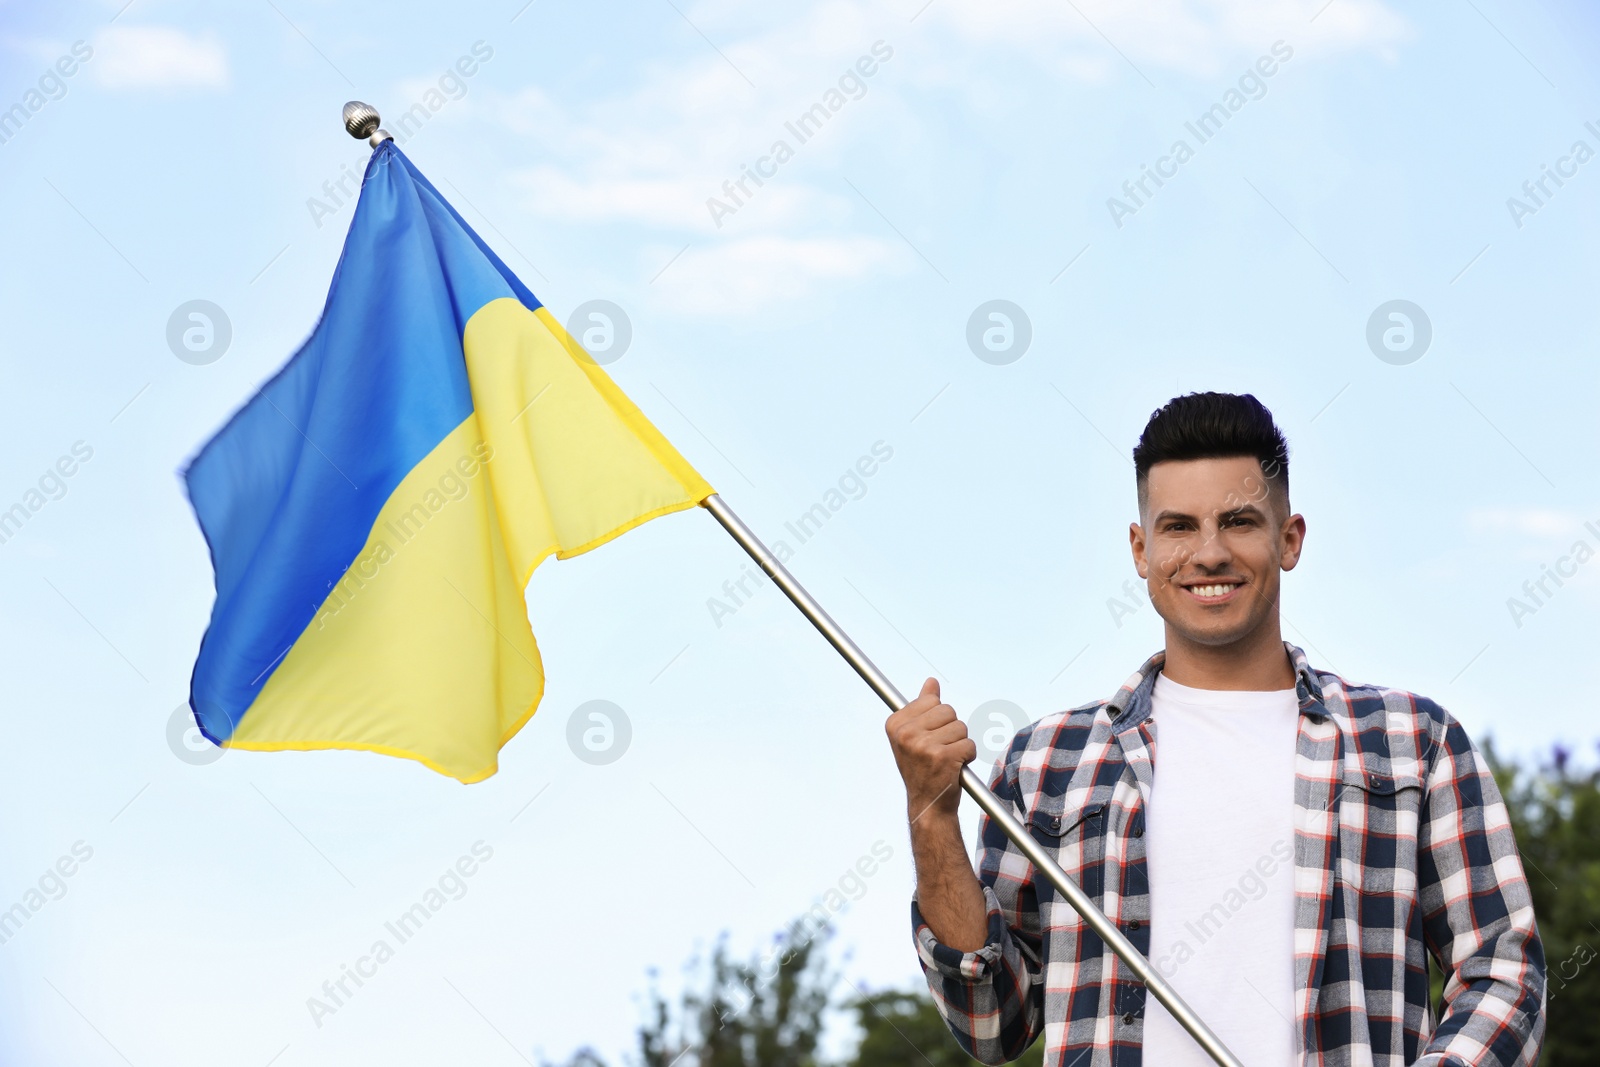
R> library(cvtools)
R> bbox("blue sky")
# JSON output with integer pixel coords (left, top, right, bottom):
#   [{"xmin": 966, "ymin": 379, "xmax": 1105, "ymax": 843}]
[{"xmin": 0, "ymin": 0, "xmax": 1597, "ymax": 1063}]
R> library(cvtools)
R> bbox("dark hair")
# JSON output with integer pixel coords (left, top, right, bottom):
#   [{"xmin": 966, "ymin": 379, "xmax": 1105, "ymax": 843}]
[{"xmin": 1133, "ymin": 392, "xmax": 1289, "ymax": 509}]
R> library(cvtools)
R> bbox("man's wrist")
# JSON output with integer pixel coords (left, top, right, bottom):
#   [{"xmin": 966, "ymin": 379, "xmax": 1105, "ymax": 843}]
[
  {"xmin": 905, "ymin": 780, "xmax": 964, "ymax": 824},
  {"xmin": 906, "ymin": 798, "xmax": 961, "ymax": 829},
  {"xmin": 905, "ymin": 803, "xmax": 967, "ymax": 865}
]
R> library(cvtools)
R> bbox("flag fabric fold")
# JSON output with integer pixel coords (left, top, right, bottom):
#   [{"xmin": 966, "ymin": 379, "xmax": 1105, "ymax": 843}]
[{"xmin": 184, "ymin": 141, "xmax": 713, "ymax": 783}]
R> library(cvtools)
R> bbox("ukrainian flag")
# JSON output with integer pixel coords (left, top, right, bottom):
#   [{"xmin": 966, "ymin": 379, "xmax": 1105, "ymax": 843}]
[{"xmin": 185, "ymin": 142, "xmax": 713, "ymax": 783}]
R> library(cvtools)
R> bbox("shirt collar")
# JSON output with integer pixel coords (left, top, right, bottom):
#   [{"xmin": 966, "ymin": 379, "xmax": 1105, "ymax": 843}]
[{"xmin": 1105, "ymin": 640, "xmax": 1327, "ymax": 730}]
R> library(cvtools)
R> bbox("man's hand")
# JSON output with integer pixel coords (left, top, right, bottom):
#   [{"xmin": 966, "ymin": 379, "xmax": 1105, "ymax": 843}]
[
  {"xmin": 885, "ymin": 677, "xmax": 975, "ymax": 823},
  {"xmin": 886, "ymin": 677, "xmax": 988, "ymax": 952}
]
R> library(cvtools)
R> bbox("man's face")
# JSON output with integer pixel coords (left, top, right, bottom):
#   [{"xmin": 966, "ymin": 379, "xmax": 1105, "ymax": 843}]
[{"xmin": 1129, "ymin": 456, "xmax": 1305, "ymax": 649}]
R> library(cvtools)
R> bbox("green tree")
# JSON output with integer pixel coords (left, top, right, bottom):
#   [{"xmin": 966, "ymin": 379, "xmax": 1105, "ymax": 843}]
[
  {"xmin": 542, "ymin": 917, "xmax": 1048, "ymax": 1067},
  {"xmin": 632, "ymin": 921, "xmax": 834, "ymax": 1067},
  {"xmin": 846, "ymin": 989, "xmax": 1044, "ymax": 1067},
  {"xmin": 1488, "ymin": 742, "xmax": 1600, "ymax": 1065}
]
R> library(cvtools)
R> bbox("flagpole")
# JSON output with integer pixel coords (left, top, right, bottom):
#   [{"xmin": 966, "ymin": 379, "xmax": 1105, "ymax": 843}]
[{"xmin": 700, "ymin": 493, "xmax": 1246, "ymax": 1067}]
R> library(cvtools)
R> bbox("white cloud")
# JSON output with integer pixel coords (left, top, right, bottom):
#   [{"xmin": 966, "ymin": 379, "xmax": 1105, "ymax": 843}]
[
  {"xmin": 468, "ymin": 0, "xmax": 1408, "ymax": 314},
  {"xmin": 488, "ymin": 4, "xmax": 896, "ymax": 234},
  {"xmin": 918, "ymin": 0, "xmax": 1409, "ymax": 78},
  {"xmin": 1469, "ymin": 508, "xmax": 1592, "ymax": 539},
  {"xmin": 512, "ymin": 166, "xmax": 714, "ymax": 230},
  {"xmin": 94, "ymin": 26, "xmax": 229, "ymax": 89},
  {"xmin": 484, "ymin": 0, "xmax": 1412, "ymax": 231},
  {"xmin": 651, "ymin": 235, "xmax": 902, "ymax": 313}
]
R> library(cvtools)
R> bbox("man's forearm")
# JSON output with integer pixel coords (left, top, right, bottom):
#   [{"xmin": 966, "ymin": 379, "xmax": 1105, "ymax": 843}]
[{"xmin": 910, "ymin": 808, "xmax": 989, "ymax": 952}]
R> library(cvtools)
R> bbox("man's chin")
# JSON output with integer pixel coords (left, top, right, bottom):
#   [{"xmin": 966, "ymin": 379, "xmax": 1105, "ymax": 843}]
[{"xmin": 1162, "ymin": 614, "xmax": 1265, "ymax": 650}]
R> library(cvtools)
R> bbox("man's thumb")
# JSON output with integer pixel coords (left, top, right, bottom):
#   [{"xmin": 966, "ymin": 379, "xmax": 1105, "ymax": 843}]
[{"xmin": 919, "ymin": 676, "xmax": 940, "ymax": 701}]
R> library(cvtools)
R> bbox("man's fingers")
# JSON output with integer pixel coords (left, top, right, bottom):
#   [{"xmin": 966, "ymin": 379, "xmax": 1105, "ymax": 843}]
[
  {"xmin": 893, "ymin": 679, "xmax": 948, "ymax": 725},
  {"xmin": 892, "ymin": 679, "xmax": 940, "ymax": 723},
  {"xmin": 926, "ymin": 720, "xmax": 971, "ymax": 747},
  {"xmin": 887, "ymin": 701, "xmax": 955, "ymax": 745}
]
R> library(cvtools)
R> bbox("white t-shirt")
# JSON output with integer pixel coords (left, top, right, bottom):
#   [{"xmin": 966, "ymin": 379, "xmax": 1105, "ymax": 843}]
[{"xmin": 1141, "ymin": 672, "xmax": 1299, "ymax": 1067}]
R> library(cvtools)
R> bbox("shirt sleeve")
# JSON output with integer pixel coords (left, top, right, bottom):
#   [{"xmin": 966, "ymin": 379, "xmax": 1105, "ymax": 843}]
[
  {"xmin": 910, "ymin": 755, "xmax": 1047, "ymax": 1065},
  {"xmin": 1415, "ymin": 711, "xmax": 1546, "ymax": 1067}
]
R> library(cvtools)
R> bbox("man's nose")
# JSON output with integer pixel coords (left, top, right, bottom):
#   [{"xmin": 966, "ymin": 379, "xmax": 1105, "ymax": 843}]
[{"xmin": 1190, "ymin": 522, "xmax": 1232, "ymax": 569}]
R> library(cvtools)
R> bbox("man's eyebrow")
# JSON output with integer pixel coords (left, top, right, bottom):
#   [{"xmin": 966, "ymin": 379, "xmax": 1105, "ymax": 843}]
[{"xmin": 1149, "ymin": 503, "xmax": 1269, "ymax": 526}]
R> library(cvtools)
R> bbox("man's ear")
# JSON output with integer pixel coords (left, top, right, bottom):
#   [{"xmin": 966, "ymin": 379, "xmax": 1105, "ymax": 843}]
[
  {"xmin": 1279, "ymin": 512, "xmax": 1306, "ymax": 572},
  {"xmin": 1130, "ymin": 521, "xmax": 1149, "ymax": 578}
]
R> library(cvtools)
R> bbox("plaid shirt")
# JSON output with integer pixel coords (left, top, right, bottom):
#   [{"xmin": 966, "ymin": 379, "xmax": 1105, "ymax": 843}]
[{"xmin": 912, "ymin": 642, "xmax": 1544, "ymax": 1067}]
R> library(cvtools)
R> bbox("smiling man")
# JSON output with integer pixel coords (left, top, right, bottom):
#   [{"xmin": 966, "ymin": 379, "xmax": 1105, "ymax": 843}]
[{"xmin": 885, "ymin": 393, "xmax": 1545, "ymax": 1066}]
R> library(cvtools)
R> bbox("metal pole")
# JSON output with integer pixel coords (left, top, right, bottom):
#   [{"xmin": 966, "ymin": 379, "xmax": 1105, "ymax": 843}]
[{"xmin": 701, "ymin": 493, "xmax": 1245, "ymax": 1067}]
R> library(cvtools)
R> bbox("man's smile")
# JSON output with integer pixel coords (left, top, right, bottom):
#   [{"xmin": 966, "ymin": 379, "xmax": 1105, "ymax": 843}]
[{"xmin": 1178, "ymin": 578, "xmax": 1245, "ymax": 603}]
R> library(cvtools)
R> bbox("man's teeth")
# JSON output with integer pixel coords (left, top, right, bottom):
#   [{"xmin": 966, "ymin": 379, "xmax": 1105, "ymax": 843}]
[{"xmin": 1190, "ymin": 584, "xmax": 1237, "ymax": 598}]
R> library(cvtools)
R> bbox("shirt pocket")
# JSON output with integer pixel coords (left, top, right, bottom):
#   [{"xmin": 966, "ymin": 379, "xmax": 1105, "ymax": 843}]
[
  {"xmin": 1343, "ymin": 759, "xmax": 1424, "ymax": 804},
  {"xmin": 1025, "ymin": 798, "xmax": 1106, "ymax": 886},
  {"xmin": 1028, "ymin": 798, "xmax": 1103, "ymax": 837},
  {"xmin": 1338, "ymin": 762, "xmax": 1425, "ymax": 896}
]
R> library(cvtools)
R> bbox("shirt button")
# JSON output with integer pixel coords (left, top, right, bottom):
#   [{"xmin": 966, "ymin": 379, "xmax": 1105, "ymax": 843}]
[
  {"xmin": 1125, "ymin": 920, "xmax": 1141, "ymax": 931},
  {"xmin": 1123, "ymin": 1012, "xmax": 1137, "ymax": 1025},
  {"xmin": 1131, "ymin": 825, "xmax": 1144, "ymax": 838}
]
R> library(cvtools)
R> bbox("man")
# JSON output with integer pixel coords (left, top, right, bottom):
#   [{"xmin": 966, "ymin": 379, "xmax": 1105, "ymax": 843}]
[{"xmin": 885, "ymin": 393, "xmax": 1544, "ymax": 1066}]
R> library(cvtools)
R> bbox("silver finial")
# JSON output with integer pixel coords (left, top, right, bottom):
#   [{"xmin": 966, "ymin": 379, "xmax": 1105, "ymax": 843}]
[
  {"xmin": 342, "ymin": 101, "xmax": 393, "ymax": 148},
  {"xmin": 342, "ymin": 101, "xmax": 379, "ymax": 138}
]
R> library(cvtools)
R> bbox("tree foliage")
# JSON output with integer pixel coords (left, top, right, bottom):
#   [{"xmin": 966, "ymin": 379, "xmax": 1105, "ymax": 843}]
[
  {"xmin": 846, "ymin": 989, "xmax": 1043, "ymax": 1067},
  {"xmin": 1488, "ymin": 742, "xmax": 1600, "ymax": 1065},
  {"xmin": 635, "ymin": 921, "xmax": 832, "ymax": 1067}
]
